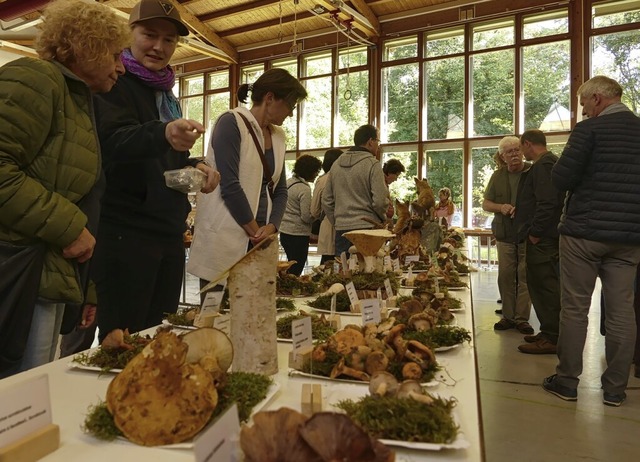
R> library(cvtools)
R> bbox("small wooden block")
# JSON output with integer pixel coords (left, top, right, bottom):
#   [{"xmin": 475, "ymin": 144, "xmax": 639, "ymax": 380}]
[
  {"xmin": 385, "ymin": 295, "xmax": 397, "ymax": 308},
  {"xmin": 350, "ymin": 302, "xmax": 362, "ymax": 314},
  {"xmin": 193, "ymin": 312, "xmax": 215, "ymax": 328},
  {"xmin": 0, "ymin": 423, "xmax": 60, "ymax": 462},
  {"xmin": 288, "ymin": 347, "xmax": 313, "ymax": 371},
  {"xmin": 327, "ymin": 314, "xmax": 341, "ymax": 330},
  {"xmin": 301, "ymin": 383, "xmax": 323, "ymax": 416}
]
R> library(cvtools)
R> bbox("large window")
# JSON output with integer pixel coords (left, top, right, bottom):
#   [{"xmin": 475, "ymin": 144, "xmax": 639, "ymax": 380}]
[
  {"xmin": 181, "ymin": 75, "xmax": 205, "ymax": 157},
  {"xmin": 425, "ymin": 148, "xmax": 464, "ymax": 227},
  {"xmin": 381, "ymin": 63, "xmax": 419, "ymax": 143}
]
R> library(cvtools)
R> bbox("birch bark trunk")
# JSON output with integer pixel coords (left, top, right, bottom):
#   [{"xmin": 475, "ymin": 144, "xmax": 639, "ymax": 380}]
[{"xmin": 228, "ymin": 235, "xmax": 279, "ymax": 375}]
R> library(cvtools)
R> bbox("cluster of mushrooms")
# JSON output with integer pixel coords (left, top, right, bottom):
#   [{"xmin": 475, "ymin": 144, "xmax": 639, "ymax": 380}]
[
  {"xmin": 241, "ymin": 408, "xmax": 394, "ymax": 462},
  {"xmin": 105, "ymin": 328, "xmax": 233, "ymax": 446},
  {"xmin": 309, "ymin": 316, "xmax": 437, "ymax": 382}
]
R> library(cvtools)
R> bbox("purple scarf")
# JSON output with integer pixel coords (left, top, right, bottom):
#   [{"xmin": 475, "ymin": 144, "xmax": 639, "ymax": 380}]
[{"xmin": 121, "ymin": 48, "xmax": 181, "ymax": 122}]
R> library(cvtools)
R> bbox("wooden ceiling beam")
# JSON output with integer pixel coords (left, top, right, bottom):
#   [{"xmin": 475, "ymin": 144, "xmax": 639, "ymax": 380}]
[
  {"xmin": 217, "ymin": 11, "xmax": 315, "ymax": 38},
  {"xmin": 349, "ymin": 0, "xmax": 381, "ymax": 34}
]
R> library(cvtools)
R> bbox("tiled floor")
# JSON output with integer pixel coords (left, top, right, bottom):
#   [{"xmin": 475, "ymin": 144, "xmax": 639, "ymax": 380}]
[{"xmin": 181, "ymin": 252, "xmax": 640, "ymax": 461}]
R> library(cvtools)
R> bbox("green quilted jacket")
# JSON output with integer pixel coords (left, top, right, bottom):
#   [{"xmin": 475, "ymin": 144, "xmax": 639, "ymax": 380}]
[{"xmin": 0, "ymin": 58, "xmax": 100, "ymax": 303}]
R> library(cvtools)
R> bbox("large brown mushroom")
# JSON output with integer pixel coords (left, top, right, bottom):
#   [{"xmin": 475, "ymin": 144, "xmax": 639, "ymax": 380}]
[
  {"xmin": 369, "ymin": 371, "xmax": 399, "ymax": 397},
  {"xmin": 182, "ymin": 327, "xmax": 234, "ymax": 384},
  {"xmin": 299, "ymin": 412, "xmax": 395, "ymax": 462},
  {"xmin": 365, "ymin": 350, "xmax": 390, "ymax": 376}
]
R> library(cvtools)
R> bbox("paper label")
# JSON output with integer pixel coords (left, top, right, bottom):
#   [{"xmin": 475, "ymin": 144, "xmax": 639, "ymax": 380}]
[
  {"xmin": 194, "ymin": 403, "xmax": 239, "ymax": 462},
  {"xmin": 392, "ymin": 258, "xmax": 401, "ymax": 272},
  {"xmin": 340, "ymin": 252, "xmax": 349, "ymax": 275},
  {"xmin": 383, "ymin": 255, "xmax": 392, "ymax": 272},
  {"xmin": 384, "ymin": 278, "xmax": 393, "ymax": 298},
  {"xmin": 345, "ymin": 281, "xmax": 359, "ymax": 306},
  {"xmin": 213, "ymin": 313, "xmax": 231, "ymax": 335},
  {"xmin": 0, "ymin": 375, "xmax": 52, "ymax": 448},
  {"xmin": 361, "ymin": 299, "xmax": 381, "ymax": 325},
  {"xmin": 292, "ymin": 317, "xmax": 313, "ymax": 359},
  {"xmin": 405, "ymin": 255, "xmax": 420, "ymax": 264},
  {"xmin": 330, "ymin": 293, "xmax": 336, "ymax": 314},
  {"xmin": 201, "ymin": 286, "xmax": 225, "ymax": 315}
]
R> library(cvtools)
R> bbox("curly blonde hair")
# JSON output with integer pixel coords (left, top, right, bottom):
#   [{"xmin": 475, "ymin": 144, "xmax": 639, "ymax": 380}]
[{"xmin": 35, "ymin": 0, "xmax": 131, "ymax": 67}]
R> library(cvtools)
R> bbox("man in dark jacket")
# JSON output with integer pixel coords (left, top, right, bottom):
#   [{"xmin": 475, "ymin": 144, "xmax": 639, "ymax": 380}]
[
  {"xmin": 543, "ymin": 76, "xmax": 640, "ymax": 407},
  {"xmin": 515, "ymin": 130, "xmax": 564, "ymax": 355}
]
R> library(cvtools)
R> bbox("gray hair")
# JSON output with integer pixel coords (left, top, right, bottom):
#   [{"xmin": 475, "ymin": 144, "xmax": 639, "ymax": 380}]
[
  {"xmin": 498, "ymin": 136, "xmax": 520, "ymax": 154},
  {"xmin": 577, "ymin": 76, "xmax": 622, "ymax": 99}
]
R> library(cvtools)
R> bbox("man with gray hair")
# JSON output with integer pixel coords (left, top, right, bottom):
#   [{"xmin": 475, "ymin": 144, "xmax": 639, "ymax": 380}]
[
  {"xmin": 543, "ymin": 76, "xmax": 640, "ymax": 407},
  {"xmin": 483, "ymin": 136, "xmax": 533, "ymax": 335}
]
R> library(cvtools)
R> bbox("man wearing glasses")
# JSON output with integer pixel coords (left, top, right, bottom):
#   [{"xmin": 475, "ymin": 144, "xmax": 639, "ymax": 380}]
[
  {"xmin": 483, "ymin": 136, "xmax": 534, "ymax": 336},
  {"xmin": 322, "ymin": 124, "xmax": 388, "ymax": 257}
]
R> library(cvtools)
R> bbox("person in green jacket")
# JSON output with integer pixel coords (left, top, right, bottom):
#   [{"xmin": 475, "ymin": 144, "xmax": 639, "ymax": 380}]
[{"xmin": 0, "ymin": 0, "xmax": 131, "ymax": 377}]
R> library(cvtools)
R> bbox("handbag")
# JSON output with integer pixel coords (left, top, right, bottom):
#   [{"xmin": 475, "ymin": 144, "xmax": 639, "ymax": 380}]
[
  {"xmin": 0, "ymin": 241, "xmax": 45, "ymax": 375},
  {"xmin": 237, "ymin": 112, "xmax": 275, "ymax": 199}
]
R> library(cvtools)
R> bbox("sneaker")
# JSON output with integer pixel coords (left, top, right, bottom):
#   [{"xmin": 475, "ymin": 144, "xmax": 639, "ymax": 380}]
[
  {"xmin": 494, "ymin": 318, "xmax": 515, "ymax": 330},
  {"xmin": 523, "ymin": 332, "xmax": 542, "ymax": 343},
  {"xmin": 543, "ymin": 375, "xmax": 577, "ymax": 401},
  {"xmin": 494, "ymin": 309, "xmax": 503, "ymax": 315},
  {"xmin": 516, "ymin": 322, "xmax": 534, "ymax": 335},
  {"xmin": 518, "ymin": 338, "xmax": 557, "ymax": 354},
  {"xmin": 603, "ymin": 392, "xmax": 626, "ymax": 407}
]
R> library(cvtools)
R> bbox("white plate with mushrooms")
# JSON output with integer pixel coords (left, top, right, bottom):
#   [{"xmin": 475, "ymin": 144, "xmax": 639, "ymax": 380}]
[
  {"xmin": 287, "ymin": 370, "xmax": 438, "ymax": 388},
  {"xmin": 309, "ymin": 307, "xmax": 363, "ymax": 317}
]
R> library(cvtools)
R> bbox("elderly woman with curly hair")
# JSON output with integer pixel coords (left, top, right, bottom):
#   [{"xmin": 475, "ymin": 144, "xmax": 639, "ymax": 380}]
[
  {"xmin": 280, "ymin": 155, "xmax": 323, "ymax": 275},
  {"xmin": 0, "ymin": 0, "xmax": 130, "ymax": 377}
]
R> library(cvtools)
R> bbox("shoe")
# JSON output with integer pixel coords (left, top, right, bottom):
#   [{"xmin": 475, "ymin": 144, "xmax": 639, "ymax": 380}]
[
  {"xmin": 516, "ymin": 322, "xmax": 534, "ymax": 335},
  {"xmin": 497, "ymin": 299, "xmax": 502, "ymax": 304},
  {"xmin": 494, "ymin": 309, "xmax": 503, "ymax": 315},
  {"xmin": 518, "ymin": 338, "xmax": 557, "ymax": 354},
  {"xmin": 494, "ymin": 318, "xmax": 515, "ymax": 330},
  {"xmin": 543, "ymin": 375, "xmax": 577, "ymax": 401},
  {"xmin": 603, "ymin": 392, "xmax": 626, "ymax": 407},
  {"xmin": 523, "ymin": 332, "xmax": 542, "ymax": 343}
]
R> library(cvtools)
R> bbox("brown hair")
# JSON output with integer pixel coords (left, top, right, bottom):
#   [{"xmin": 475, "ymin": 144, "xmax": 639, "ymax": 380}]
[{"xmin": 238, "ymin": 68, "xmax": 307, "ymax": 107}]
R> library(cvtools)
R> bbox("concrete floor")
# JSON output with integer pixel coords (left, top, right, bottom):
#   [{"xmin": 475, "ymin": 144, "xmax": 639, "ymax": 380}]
[
  {"xmin": 181, "ymin": 252, "xmax": 640, "ymax": 461},
  {"xmin": 471, "ymin": 270, "xmax": 640, "ymax": 462}
]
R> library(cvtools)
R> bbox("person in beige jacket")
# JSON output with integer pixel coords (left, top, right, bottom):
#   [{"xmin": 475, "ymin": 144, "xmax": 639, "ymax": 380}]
[{"xmin": 311, "ymin": 149, "xmax": 343, "ymax": 263}]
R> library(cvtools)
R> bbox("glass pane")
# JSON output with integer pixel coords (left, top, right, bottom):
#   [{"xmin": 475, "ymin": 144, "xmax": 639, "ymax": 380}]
[
  {"xmin": 592, "ymin": 29, "xmax": 640, "ymax": 113},
  {"xmin": 206, "ymin": 92, "xmax": 230, "ymax": 132},
  {"xmin": 272, "ymin": 58, "xmax": 298, "ymax": 76},
  {"xmin": 184, "ymin": 75, "xmax": 204, "ymax": 96},
  {"xmin": 183, "ymin": 96, "xmax": 204, "ymax": 158},
  {"xmin": 208, "ymin": 71, "xmax": 228, "ymax": 90},
  {"xmin": 425, "ymin": 28, "xmax": 464, "ymax": 58},
  {"xmin": 472, "ymin": 20, "xmax": 514, "ymax": 50},
  {"xmin": 523, "ymin": 10, "xmax": 569, "ymax": 39},
  {"xmin": 281, "ymin": 107, "xmax": 298, "ymax": 151},
  {"xmin": 471, "ymin": 49, "xmax": 515, "ymax": 136},
  {"xmin": 303, "ymin": 51, "xmax": 332, "ymax": 77},
  {"xmin": 240, "ymin": 65, "xmax": 264, "ymax": 84},
  {"xmin": 339, "ymin": 46, "xmax": 367, "ymax": 68},
  {"xmin": 381, "ymin": 63, "xmax": 419, "ymax": 142},
  {"xmin": 424, "ymin": 56, "xmax": 465, "ymax": 140},
  {"xmin": 337, "ymin": 71, "xmax": 369, "ymax": 146},
  {"xmin": 383, "ymin": 36, "xmax": 418, "ymax": 61},
  {"xmin": 425, "ymin": 149, "xmax": 464, "ymax": 227},
  {"xmin": 593, "ymin": 0, "xmax": 640, "ymax": 28},
  {"xmin": 523, "ymin": 41, "xmax": 571, "ymax": 131},
  {"xmin": 299, "ymin": 77, "xmax": 331, "ymax": 149},
  {"xmin": 471, "ymin": 147, "xmax": 498, "ymax": 228}
]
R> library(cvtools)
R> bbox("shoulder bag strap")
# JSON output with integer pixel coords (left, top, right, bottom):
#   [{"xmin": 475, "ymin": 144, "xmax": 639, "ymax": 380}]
[{"xmin": 237, "ymin": 112, "xmax": 275, "ymax": 199}]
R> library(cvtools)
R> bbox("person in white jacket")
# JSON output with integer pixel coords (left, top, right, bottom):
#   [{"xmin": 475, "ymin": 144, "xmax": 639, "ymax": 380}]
[
  {"xmin": 310, "ymin": 149, "xmax": 343, "ymax": 263},
  {"xmin": 188, "ymin": 69, "xmax": 307, "ymax": 287}
]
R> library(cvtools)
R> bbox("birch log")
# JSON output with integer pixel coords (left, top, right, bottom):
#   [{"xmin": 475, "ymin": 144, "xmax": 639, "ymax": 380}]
[{"xmin": 228, "ymin": 235, "xmax": 279, "ymax": 375}]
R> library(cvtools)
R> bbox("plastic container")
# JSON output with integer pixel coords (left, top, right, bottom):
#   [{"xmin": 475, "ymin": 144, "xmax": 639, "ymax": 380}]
[{"xmin": 163, "ymin": 168, "xmax": 207, "ymax": 193}]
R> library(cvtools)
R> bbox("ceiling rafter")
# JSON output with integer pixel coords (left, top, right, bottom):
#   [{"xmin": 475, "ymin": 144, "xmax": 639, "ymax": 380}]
[
  {"xmin": 349, "ymin": 0, "xmax": 381, "ymax": 34},
  {"xmin": 217, "ymin": 11, "xmax": 315, "ymax": 38}
]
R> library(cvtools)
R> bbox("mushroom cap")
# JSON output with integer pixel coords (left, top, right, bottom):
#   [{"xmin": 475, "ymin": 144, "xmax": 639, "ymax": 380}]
[
  {"xmin": 401, "ymin": 362, "xmax": 422, "ymax": 380},
  {"xmin": 343, "ymin": 229, "xmax": 395, "ymax": 257},
  {"xmin": 182, "ymin": 327, "xmax": 234, "ymax": 372},
  {"xmin": 408, "ymin": 313, "xmax": 433, "ymax": 331},
  {"xmin": 365, "ymin": 351, "xmax": 390, "ymax": 376},
  {"xmin": 369, "ymin": 370, "xmax": 399, "ymax": 397},
  {"xmin": 277, "ymin": 260, "xmax": 297, "ymax": 273},
  {"xmin": 328, "ymin": 328, "xmax": 366, "ymax": 355},
  {"xmin": 299, "ymin": 412, "xmax": 394, "ymax": 462},
  {"xmin": 397, "ymin": 379, "xmax": 424, "ymax": 397}
]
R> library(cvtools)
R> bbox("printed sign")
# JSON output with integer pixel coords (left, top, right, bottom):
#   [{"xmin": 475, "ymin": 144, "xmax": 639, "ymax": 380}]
[
  {"xmin": 361, "ymin": 299, "xmax": 381, "ymax": 325},
  {"xmin": 292, "ymin": 317, "xmax": 313, "ymax": 359},
  {"xmin": 194, "ymin": 404, "xmax": 240, "ymax": 462},
  {"xmin": 384, "ymin": 278, "xmax": 394, "ymax": 298}
]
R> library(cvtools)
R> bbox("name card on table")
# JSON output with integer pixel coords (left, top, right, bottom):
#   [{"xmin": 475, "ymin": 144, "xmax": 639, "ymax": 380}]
[
  {"xmin": 391, "ymin": 258, "xmax": 401, "ymax": 273},
  {"xmin": 291, "ymin": 317, "xmax": 313, "ymax": 360},
  {"xmin": 0, "ymin": 375, "xmax": 52, "ymax": 448},
  {"xmin": 405, "ymin": 255, "xmax": 420, "ymax": 265},
  {"xmin": 213, "ymin": 314, "xmax": 231, "ymax": 335},
  {"xmin": 194, "ymin": 404, "xmax": 240, "ymax": 462},
  {"xmin": 345, "ymin": 281, "xmax": 361, "ymax": 312},
  {"xmin": 361, "ymin": 299, "xmax": 381, "ymax": 325},
  {"xmin": 384, "ymin": 278, "xmax": 394, "ymax": 298},
  {"xmin": 201, "ymin": 286, "xmax": 225, "ymax": 314}
]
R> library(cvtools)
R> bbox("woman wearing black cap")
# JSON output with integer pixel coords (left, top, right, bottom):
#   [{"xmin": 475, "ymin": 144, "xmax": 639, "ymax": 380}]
[{"xmin": 91, "ymin": 0, "xmax": 220, "ymax": 344}]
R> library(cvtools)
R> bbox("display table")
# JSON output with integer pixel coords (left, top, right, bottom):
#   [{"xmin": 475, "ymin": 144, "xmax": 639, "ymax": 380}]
[
  {"xmin": 0, "ymin": 278, "xmax": 483, "ymax": 462},
  {"xmin": 462, "ymin": 229, "xmax": 496, "ymax": 269}
]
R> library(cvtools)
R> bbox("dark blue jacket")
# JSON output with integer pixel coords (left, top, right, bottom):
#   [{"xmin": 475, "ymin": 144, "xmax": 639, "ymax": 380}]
[{"xmin": 552, "ymin": 110, "xmax": 640, "ymax": 244}]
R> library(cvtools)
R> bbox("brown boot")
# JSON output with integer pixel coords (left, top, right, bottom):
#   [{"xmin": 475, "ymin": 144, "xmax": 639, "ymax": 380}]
[{"xmin": 518, "ymin": 338, "xmax": 557, "ymax": 354}]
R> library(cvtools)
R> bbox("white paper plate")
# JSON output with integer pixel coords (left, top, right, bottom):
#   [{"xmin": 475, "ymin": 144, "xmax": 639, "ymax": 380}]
[
  {"xmin": 324, "ymin": 384, "xmax": 470, "ymax": 451},
  {"xmin": 434, "ymin": 343, "xmax": 461, "ymax": 353},
  {"xmin": 288, "ymin": 369, "xmax": 438, "ymax": 387},
  {"xmin": 68, "ymin": 361, "xmax": 122, "ymax": 374}
]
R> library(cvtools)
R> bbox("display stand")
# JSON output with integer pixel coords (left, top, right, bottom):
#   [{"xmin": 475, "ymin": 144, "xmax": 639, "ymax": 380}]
[{"xmin": 0, "ymin": 423, "xmax": 59, "ymax": 462}]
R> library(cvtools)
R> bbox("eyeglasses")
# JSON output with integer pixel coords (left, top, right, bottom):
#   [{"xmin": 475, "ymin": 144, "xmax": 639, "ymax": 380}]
[{"xmin": 503, "ymin": 148, "xmax": 520, "ymax": 155}]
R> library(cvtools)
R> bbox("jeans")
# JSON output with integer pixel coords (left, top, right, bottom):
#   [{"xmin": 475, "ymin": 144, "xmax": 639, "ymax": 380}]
[{"xmin": 18, "ymin": 301, "xmax": 65, "ymax": 372}]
